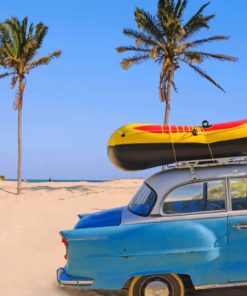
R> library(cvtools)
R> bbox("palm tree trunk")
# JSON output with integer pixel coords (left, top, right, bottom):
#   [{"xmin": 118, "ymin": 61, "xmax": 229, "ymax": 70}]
[
  {"xmin": 17, "ymin": 78, "xmax": 24, "ymax": 195},
  {"xmin": 164, "ymin": 76, "xmax": 172, "ymax": 125},
  {"xmin": 162, "ymin": 75, "xmax": 173, "ymax": 171},
  {"xmin": 17, "ymin": 105, "xmax": 22, "ymax": 194}
]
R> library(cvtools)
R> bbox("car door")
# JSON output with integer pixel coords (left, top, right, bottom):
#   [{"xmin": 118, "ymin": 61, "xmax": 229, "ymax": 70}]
[
  {"xmin": 228, "ymin": 177, "xmax": 247, "ymax": 282},
  {"xmin": 161, "ymin": 179, "xmax": 228, "ymax": 286}
]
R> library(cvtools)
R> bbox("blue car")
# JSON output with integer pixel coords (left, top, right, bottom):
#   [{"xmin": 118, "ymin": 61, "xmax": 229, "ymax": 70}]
[{"xmin": 57, "ymin": 159, "xmax": 247, "ymax": 296}]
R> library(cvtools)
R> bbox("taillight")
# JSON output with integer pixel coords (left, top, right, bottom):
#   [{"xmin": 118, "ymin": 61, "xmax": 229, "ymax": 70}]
[
  {"xmin": 61, "ymin": 237, "xmax": 68, "ymax": 260},
  {"xmin": 62, "ymin": 237, "xmax": 68, "ymax": 247}
]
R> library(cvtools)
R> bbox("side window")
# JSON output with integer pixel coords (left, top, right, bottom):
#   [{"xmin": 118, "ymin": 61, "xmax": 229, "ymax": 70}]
[
  {"xmin": 230, "ymin": 178, "xmax": 247, "ymax": 211},
  {"xmin": 163, "ymin": 180, "xmax": 226, "ymax": 215}
]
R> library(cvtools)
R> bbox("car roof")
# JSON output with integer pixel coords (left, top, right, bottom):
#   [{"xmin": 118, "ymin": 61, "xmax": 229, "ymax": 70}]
[{"xmin": 146, "ymin": 163, "xmax": 247, "ymax": 214}]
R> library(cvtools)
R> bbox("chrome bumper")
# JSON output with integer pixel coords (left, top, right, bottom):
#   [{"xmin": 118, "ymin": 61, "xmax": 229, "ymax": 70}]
[{"xmin": 57, "ymin": 267, "xmax": 94, "ymax": 286}]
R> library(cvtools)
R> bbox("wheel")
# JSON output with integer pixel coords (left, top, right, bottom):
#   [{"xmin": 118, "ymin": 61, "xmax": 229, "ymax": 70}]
[{"xmin": 128, "ymin": 274, "xmax": 185, "ymax": 296}]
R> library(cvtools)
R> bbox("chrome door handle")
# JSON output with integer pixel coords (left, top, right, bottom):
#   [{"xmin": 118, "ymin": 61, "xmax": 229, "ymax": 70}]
[{"xmin": 232, "ymin": 223, "xmax": 247, "ymax": 230}]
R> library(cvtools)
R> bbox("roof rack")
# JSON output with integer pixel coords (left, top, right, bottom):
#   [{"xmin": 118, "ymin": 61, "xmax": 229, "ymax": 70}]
[{"xmin": 164, "ymin": 156, "xmax": 247, "ymax": 180}]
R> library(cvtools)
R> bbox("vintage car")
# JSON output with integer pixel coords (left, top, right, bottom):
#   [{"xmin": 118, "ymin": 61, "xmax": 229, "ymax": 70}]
[{"xmin": 57, "ymin": 158, "xmax": 247, "ymax": 295}]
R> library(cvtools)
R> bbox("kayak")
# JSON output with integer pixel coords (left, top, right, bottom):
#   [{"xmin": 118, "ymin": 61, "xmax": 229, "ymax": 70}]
[{"xmin": 108, "ymin": 119, "xmax": 247, "ymax": 171}]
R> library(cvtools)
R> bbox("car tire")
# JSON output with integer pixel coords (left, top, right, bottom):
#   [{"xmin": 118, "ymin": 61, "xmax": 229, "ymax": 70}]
[{"xmin": 128, "ymin": 274, "xmax": 185, "ymax": 296}]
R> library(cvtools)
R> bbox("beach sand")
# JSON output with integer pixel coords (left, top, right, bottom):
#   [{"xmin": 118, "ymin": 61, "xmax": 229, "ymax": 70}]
[
  {"xmin": 0, "ymin": 179, "xmax": 246, "ymax": 296},
  {"xmin": 0, "ymin": 179, "xmax": 141, "ymax": 296}
]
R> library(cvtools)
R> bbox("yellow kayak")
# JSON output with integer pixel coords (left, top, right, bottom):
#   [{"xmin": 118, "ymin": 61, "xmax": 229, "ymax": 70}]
[{"xmin": 108, "ymin": 119, "xmax": 247, "ymax": 171}]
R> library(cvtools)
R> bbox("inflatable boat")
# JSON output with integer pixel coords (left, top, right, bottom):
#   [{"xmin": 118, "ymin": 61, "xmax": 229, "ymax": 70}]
[{"xmin": 108, "ymin": 119, "xmax": 247, "ymax": 171}]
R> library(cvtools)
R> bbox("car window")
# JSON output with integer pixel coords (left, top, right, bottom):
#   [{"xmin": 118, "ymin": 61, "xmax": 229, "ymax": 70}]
[
  {"xmin": 163, "ymin": 180, "xmax": 226, "ymax": 215},
  {"xmin": 230, "ymin": 177, "xmax": 247, "ymax": 211},
  {"xmin": 128, "ymin": 183, "xmax": 157, "ymax": 217}
]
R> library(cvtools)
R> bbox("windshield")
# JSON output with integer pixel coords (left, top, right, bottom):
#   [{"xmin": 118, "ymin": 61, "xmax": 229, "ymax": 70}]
[{"xmin": 128, "ymin": 183, "xmax": 157, "ymax": 217}]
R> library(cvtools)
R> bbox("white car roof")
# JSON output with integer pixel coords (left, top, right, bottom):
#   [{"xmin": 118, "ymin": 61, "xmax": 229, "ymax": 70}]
[{"xmin": 146, "ymin": 164, "xmax": 247, "ymax": 215}]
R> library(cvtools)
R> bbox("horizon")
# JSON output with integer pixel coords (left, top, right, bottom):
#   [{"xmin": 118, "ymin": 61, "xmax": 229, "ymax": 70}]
[{"xmin": 0, "ymin": 0, "xmax": 246, "ymax": 180}]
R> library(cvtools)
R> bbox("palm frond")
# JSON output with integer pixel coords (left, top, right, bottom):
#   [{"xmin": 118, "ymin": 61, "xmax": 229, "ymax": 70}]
[
  {"xmin": 185, "ymin": 51, "xmax": 237, "ymax": 62},
  {"xmin": 20, "ymin": 17, "xmax": 28, "ymax": 49},
  {"xmin": 183, "ymin": 14, "xmax": 215, "ymax": 40},
  {"xmin": 0, "ymin": 72, "xmax": 12, "ymax": 79},
  {"xmin": 0, "ymin": 24, "xmax": 10, "ymax": 45},
  {"xmin": 33, "ymin": 22, "xmax": 48, "ymax": 51},
  {"xmin": 204, "ymin": 14, "xmax": 215, "ymax": 23},
  {"xmin": 135, "ymin": 7, "xmax": 164, "ymax": 43},
  {"xmin": 183, "ymin": 51, "xmax": 204, "ymax": 63},
  {"xmin": 174, "ymin": 0, "xmax": 182, "ymax": 16},
  {"xmin": 120, "ymin": 54, "xmax": 150, "ymax": 69},
  {"xmin": 0, "ymin": 23, "xmax": 18, "ymax": 57},
  {"xmin": 3, "ymin": 56, "xmax": 21, "ymax": 68},
  {"xmin": 177, "ymin": 0, "xmax": 188, "ymax": 18},
  {"xmin": 183, "ymin": 61, "xmax": 225, "ymax": 92},
  {"xmin": 193, "ymin": 2, "xmax": 210, "ymax": 18},
  {"xmin": 0, "ymin": 41, "xmax": 13, "ymax": 60},
  {"xmin": 116, "ymin": 46, "xmax": 150, "ymax": 53},
  {"xmin": 27, "ymin": 23, "xmax": 33, "ymax": 40},
  {"xmin": 158, "ymin": 0, "xmax": 177, "ymax": 17},
  {"xmin": 122, "ymin": 28, "xmax": 159, "ymax": 47},
  {"xmin": 11, "ymin": 76, "xmax": 18, "ymax": 88},
  {"xmin": 5, "ymin": 17, "xmax": 22, "ymax": 57},
  {"xmin": 186, "ymin": 35, "xmax": 229, "ymax": 48},
  {"xmin": 24, "ymin": 39, "xmax": 39, "ymax": 63},
  {"xmin": 183, "ymin": 1, "xmax": 214, "ymax": 40},
  {"xmin": 149, "ymin": 46, "xmax": 163, "ymax": 58},
  {"xmin": 27, "ymin": 50, "xmax": 61, "ymax": 70}
]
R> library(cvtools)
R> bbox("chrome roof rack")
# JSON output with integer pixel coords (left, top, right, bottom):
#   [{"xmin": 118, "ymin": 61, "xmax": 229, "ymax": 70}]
[{"xmin": 164, "ymin": 156, "xmax": 247, "ymax": 180}]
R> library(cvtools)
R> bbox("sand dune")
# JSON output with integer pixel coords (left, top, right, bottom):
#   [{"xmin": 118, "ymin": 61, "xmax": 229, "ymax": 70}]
[{"xmin": 0, "ymin": 179, "xmax": 246, "ymax": 296}]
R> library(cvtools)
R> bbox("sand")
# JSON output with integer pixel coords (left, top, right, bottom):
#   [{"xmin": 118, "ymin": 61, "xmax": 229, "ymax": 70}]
[
  {"xmin": 0, "ymin": 179, "xmax": 141, "ymax": 296},
  {"xmin": 0, "ymin": 179, "xmax": 246, "ymax": 296}
]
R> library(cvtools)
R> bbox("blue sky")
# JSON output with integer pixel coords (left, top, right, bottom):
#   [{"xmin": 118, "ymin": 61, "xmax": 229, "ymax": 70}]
[{"xmin": 0, "ymin": 0, "xmax": 246, "ymax": 180}]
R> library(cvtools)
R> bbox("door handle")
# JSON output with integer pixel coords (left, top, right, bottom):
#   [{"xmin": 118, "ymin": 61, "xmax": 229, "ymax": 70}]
[{"xmin": 232, "ymin": 223, "xmax": 247, "ymax": 230}]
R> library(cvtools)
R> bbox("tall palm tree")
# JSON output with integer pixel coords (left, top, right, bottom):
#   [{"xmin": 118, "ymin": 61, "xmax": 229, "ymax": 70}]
[
  {"xmin": 117, "ymin": 0, "xmax": 237, "ymax": 124},
  {"xmin": 0, "ymin": 16, "xmax": 61, "ymax": 194}
]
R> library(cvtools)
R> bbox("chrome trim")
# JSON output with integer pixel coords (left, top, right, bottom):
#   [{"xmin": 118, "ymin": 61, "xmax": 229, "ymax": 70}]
[
  {"xmin": 122, "ymin": 209, "xmax": 228, "ymax": 225},
  {"xmin": 195, "ymin": 282, "xmax": 247, "ymax": 290},
  {"xmin": 228, "ymin": 176, "xmax": 247, "ymax": 213},
  {"xmin": 57, "ymin": 268, "xmax": 94, "ymax": 286},
  {"xmin": 231, "ymin": 223, "xmax": 247, "ymax": 230},
  {"xmin": 60, "ymin": 279, "xmax": 94, "ymax": 286},
  {"xmin": 228, "ymin": 210, "xmax": 247, "ymax": 217},
  {"xmin": 226, "ymin": 177, "xmax": 232, "ymax": 212}
]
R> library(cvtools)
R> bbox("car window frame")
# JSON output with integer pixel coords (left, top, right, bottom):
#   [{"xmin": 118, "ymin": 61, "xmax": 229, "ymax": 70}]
[
  {"xmin": 228, "ymin": 176, "xmax": 247, "ymax": 213},
  {"xmin": 159, "ymin": 178, "xmax": 229, "ymax": 217},
  {"xmin": 128, "ymin": 182, "xmax": 158, "ymax": 217}
]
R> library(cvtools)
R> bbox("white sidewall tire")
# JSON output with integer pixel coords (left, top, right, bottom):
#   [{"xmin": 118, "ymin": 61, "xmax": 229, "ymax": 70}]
[{"xmin": 128, "ymin": 274, "xmax": 185, "ymax": 296}]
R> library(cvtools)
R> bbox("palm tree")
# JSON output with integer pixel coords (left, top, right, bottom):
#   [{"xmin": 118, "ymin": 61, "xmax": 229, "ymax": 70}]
[
  {"xmin": 117, "ymin": 0, "xmax": 237, "ymax": 124},
  {"xmin": 0, "ymin": 16, "xmax": 61, "ymax": 194}
]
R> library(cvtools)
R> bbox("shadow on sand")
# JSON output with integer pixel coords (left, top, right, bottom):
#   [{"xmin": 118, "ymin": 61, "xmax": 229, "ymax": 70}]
[
  {"xmin": 22, "ymin": 185, "xmax": 92, "ymax": 194},
  {"xmin": 54, "ymin": 285, "xmax": 247, "ymax": 296},
  {"xmin": 0, "ymin": 188, "xmax": 17, "ymax": 196},
  {"xmin": 54, "ymin": 285, "xmax": 126, "ymax": 296},
  {"xmin": 197, "ymin": 286, "xmax": 247, "ymax": 296}
]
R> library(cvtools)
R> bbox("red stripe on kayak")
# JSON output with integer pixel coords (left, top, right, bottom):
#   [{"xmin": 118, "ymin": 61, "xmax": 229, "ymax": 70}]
[
  {"xmin": 134, "ymin": 119, "xmax": 247, "ymax": 134},
  {"xmin": 201, "ymin": 119, "xmax": 247, "ymax": 131}
]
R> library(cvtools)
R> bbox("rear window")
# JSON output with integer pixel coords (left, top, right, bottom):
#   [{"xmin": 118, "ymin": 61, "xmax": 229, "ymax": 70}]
[{"xmin": 128, "ymin": 183, "xmax": 157, "ymax": 217}]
